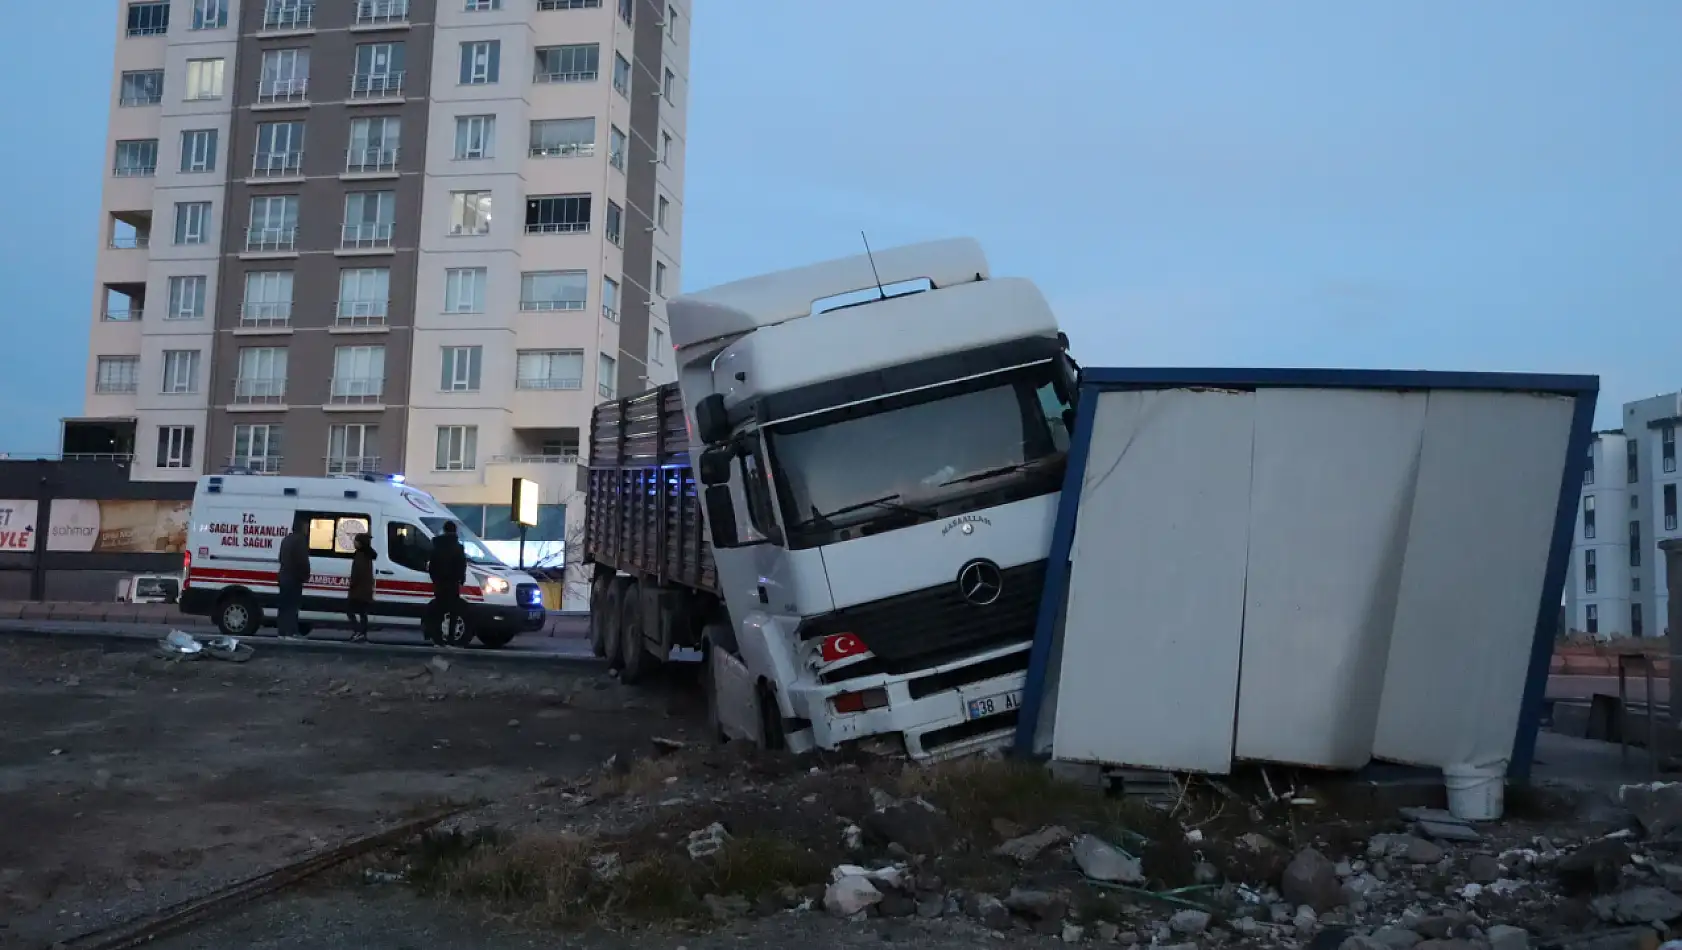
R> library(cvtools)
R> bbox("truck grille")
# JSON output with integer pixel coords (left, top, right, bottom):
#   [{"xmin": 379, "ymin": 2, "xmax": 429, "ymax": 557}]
[{"xmin": 801, "ymin": 560, "xmax": 1046, "ymax": 674}]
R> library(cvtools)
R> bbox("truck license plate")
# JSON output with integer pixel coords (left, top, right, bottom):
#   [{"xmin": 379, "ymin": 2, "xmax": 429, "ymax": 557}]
[{"xmin": 966, "ymin": 690, "xmax": 1021, "ymax": 721}]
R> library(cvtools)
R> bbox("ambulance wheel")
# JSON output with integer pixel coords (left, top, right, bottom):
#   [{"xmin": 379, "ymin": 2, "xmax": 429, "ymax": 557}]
[
  {"xmin": 589, "ymin": 574, "xmax": 616, "ymax": 657},
  {"xmin": 618, "ymin": 582, "xmax": 652, "ymax": 685},
  {"xmin": 476, "ymin": 630, "xmax": 515, "ymax": 649},
  {"xmin": 215, "ymin": 592, "xmax": 262, "ymax": 638},
  {"xmin": 437, "ymin": 612, "xmax": 473, "ymax": 647}
]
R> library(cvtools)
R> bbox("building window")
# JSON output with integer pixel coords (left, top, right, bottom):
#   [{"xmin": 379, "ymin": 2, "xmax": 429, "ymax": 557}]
[
  {"xmin": 516, "ymin": 349, "xmax": 584, "ymax": 390},
  {"xmin": 602, "ymin": 275, "xmax": 619, "ymax": 321},
  {"xmin": 114, "ymin": 140, "xmax": 158, "ymax": 177},
  {"xmin": 1667, "ymin": 427, "xmax": 1677, "ymax": 474},
  {"xmin": 526, "ymin": 194, "xmax": 591, "ymax": 234},
  {"xmin": 254, "ymin": 121, "xmax": 305, "ymax": 177},
  {"xmin": 191, "ymin": 0, "xmax": 228, "ymax": 29},
  {"xmin": 449, "ymin": 191, "xmax": 493, "ymax": 235},
  {"xmin": 436, "ymin": 426, "xmax": 479, "ymax": 471},
  {"xmin": 617, "ymin": 0, "xmax": 632, "ymax": 26},
  {"xmin": 1584, "ymin": 549, "xmax": 1597, "ymax": 595},
  {"xmin": 612, "ymin": 53, "xmax": 631, "ymax": 97},
  {"xmin": 328, "ymin": 424, "xmax": 380, "ymax": 474},
  {"xmin": 654, "ymin": 261, "xmax": 668, "ymax": 296},
  {"xmin": 460, "ymin": 41, "xmax": 501, "ymax": 84},
  {"xmin": 338, "ymin": 268, "xmax": 390, "ymax": 325},
  {"xmin": 598, "ymin": 353, "xmax": 617, "ymax": 399},
  {"xmin": 185, "ymin": 58, "xmax": 224, "ymax": 100},
  {"xmin": 1584, "ymin": 444, "xmax": 1595, "ymax": 485},
  {"xmin": 444, "ymin": 267, "xmax": 488, "ymax": 313},
  {"xmin": 162, "ymin": 350, "xmax": 200, "ymax": 394},
  {"xmin": 535, "ymin": 44, "xmax": 599, "ymax": 83},
  {"xmin": 167, "ymin": 275, "xmax": 207, "ymax": 320},
  {"xmin": 157, "ymin": 426, "xmax": 194, "ymax": 469},
  {"xmin": 663, "ymin": 68, "xmax": 675, "ymax": 102},
  {"xmin": 660, "ymin": 131, "xmax": 672, "ymax": 164},
  {"xmin": 247, "ymin": 195, "xmax": 299, "ymax": 251},
  {"xmin": 243, "ymin": 271, "xmax": 294, "ymax": 325},
  {"xmin": 173, "ymin": 201, "xmax": 211, "ymax": 245},
  {"xmin": 520, "ymin": 271, "xmax": 588, "ymax": 311},
  {"xmin": 650, "ymin": 326, "xmax": 665, "ymax": 363},
  {"xmin": 342, "ymin": 191, "xmax": 396, "ymax": 249},
  {"xmin": 441, "ymin": 346, "xmax": 482, "ymax": 392},
  {"xmin": 331, "ymin": 346, "xmax": 385, "ymax": 404},
  {"xmin": 1583, "ymin": 495, "xmax": 1596, "ymax": 539},
  {"xmin": 180, "ymin": 129, "xmax": 218, "ymax": 173},
  {"xmin": 235, "ymin": 347, "xmax": 288, "ymax": 404},
  {"xmin": 608, "ymin": 125, "xmax": 626, "ymax": 170},
  {"xmin": 95, "ymin": 357, "xmax": 140, "ymax": 395},
  {"xmin": 232, "ymin": 424, "xmax": 283, "ymax": 473},
  {"xmin": 351, "ymin": 42, "xmax": 406, "ymax": 99},
  {"xmin": 530, "ymin": 118, "xmax": 593, "ymax": 157},
  {"xmin": 127, "ymin": 1, "xmax": 170, "ymax": 36},
  {"xmin": 1585, "ymin": 603, "xmax": 1598, "ymax": 636},
  {"xmin": 539, "ymin": 0, "xmax": 599, "ymax": 8},
  {"xmin": 455, "ymin": 115, "xmax": 494, "ymax": 159},
  {"xmin": 347, "ymin": 116, "xmax": 401, "ymax": 173},
  {"xmin": 465, "ymin": 0, "xmax": 501, "ymax": 9},
  {"xmin": 667, "ymin": 5, "xmax": 677, "ymax": 37},
  {"xmin": 1667, "ymin": 484, "xmax": 1678, "ymax": 532},
  {"xmin": 605, "ymin": 200, "xmax": 623, "ymax": 246},
  {"xmin": 1631, "ymin": 521, "xmax": 1642, "ymax": 567},
  {"xmin": 1633, "ymin": 603, "xmax": 1645, "ymax": 639},
  {"xmin": 1629, "ymin": 439, "xmax": 1640, "ymax": 484},
  {"xmin": 656, "ymin": 195, "xmax": 669, "ymax": 230},
  {"xmin": 119, "ymin": 70, "xmax": 164, "ymax": 106},
  {"xmin": 1634, "ymin": 574, "xmax": 1641, "ymax": 592},
  {"xmin": 258, "ymin": 49, "xmax": 310, "ymax": 103}
]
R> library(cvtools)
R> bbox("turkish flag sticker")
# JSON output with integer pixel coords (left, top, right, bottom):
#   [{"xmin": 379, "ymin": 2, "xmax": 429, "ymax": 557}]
[{"xmin": 821, "ymin": 633, "xmax": 869, "ymax": 664}]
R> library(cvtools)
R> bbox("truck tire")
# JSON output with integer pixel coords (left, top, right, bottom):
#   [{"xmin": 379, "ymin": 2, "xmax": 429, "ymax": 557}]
[
  {"xmin": 602, "ymin": 578, "xmax": 632, "ymax": 671},
  {"xmin": 619, "ymin": 581, "xmax": 652, "ymax": 685},
  {"xmin": 215, "ymin": 591, "xmax": 262, "ymax": 638},
  {"xmin": 588, "ymin": 574, "xmax": 616, "ymax": 657}
]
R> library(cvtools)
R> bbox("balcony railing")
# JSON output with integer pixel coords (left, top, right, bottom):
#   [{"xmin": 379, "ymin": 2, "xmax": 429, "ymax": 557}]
[
  {"xmin": 349, "ymin": 72, "xmax": 405, "ymax": 99},
  {"xmin": 536, "ymin": 68, "xmax": 598, "ymax": 84},
  {"xmin": 345, "ymin": 147, "xmax": 399, "ymax": 174},
  {"xmin": 233, "ymin": 379, "xmax": 287, "ymax": 405},
  {"xmin": 326, "ymin": 455, "xmax": 382, "ymax": 475},
  {"xmin": 259, "ymin": 2, "xmax": 314, "ymax": 31},
  {"xmin": 245, "ymin": 227, "xmax": 298, "ymax": 252},
  {"xmin": 110, "ymin": 234, "xmax": 151, "ymax": 250},
  {"xmin": 601, "ymin": 304, "xmax": 618, "ymax": 322},
  {"xmin": 256, "ymin": 77, "xmax": 309, "ymax": 104},
  {"xmin": 598, "ymin": 383, "xmax": 614, "ymax": 399},
  {"xmin": 329, "ymin": 377, "xmax": 385, "ymax": 404},
  {"xmin": 63, "ymin": 452, "xmax": 137, "ymax": 462},
  {"xmin": 94, "ymin": 379, "xmax": 139, "ymax": 395},
  {"xmin": 519, "ymin": 299, "xmax": 586, "ymax": 312},
  {"xmin": 538, "ymin": 0, "xmax": 601, "ymax": 8},
  {"xmin": 103, "ymin": 308, "xmax": 142, "ymax": 322},
  {"xmin": 515, "ymin": 377, "xmax": 583, "ymax": 391},
  {"xmin": 529, "ymin": 142, "xmax": 595, "ymax": 158},
  {"xmin": 335, "ymin": 300, "xmax": 389, "ymax": 327},
  {"xmin": 609, "ymin": 150, "xmax": 625, "ymax": 171},
  {"xmin": 252, "ymin": 151, "xmax": 304, "ymax": 177},
  {"xmin": 228, "ymin": 455, "xmax": 283, "ymax": 474},
  {"xmin": 239, "ymin": 302, "xmax": 292, "ymax": 327},
  {"xmin": 526, "ymin": 221, "xmax": 589, "ymax": 235},
  {"xmin": 119, "ymin": 91, "xmax": 163, "ymax": 107},
  {"xmin": 113, "ymin": 163, "xmax": 157, "ymax": 178},
  {"xmin": 488, "ymin": 453, "xmax": 581, "ymax": 464},
  {"xmin": 341, "ymin": 222, "xmax": 395, "ymax": 249},
  {"xmin": 354, "ymin": 0, "xmax": 409, "ymax": 25}
]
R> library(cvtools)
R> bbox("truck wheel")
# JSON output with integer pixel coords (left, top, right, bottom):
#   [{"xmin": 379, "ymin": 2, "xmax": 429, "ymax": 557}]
[
  {"xmin": 476, "ymin": 630, "xmax": 515, "ymax": 649},
  {"xmin": 588, "ymin": 575, "xmax": 615, "ymax": 657},
  {"xmin": 215, "ymin": 592, "xmax": 261, "ymax": 638},
  {"xmin": 619, "ymin": 582, "xmax": 652, "ymax": 685},
  {"xmin": 602, "ymin": 578, "xmax": 631, "ymax": 671}
]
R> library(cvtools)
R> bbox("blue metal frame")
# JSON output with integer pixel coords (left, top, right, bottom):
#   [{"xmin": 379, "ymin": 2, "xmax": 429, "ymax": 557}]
[{"xmin": 1013, "ymin": 367, "xmax": 1600, "ymax": 782}]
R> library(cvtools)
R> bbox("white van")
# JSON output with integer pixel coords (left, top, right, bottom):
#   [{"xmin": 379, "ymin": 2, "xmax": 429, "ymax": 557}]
[{"xmin": 180, "ymin": 473, "xmax": 546, "ymax": 647}]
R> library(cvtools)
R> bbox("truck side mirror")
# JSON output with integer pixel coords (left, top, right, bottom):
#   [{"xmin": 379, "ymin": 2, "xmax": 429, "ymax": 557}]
[
  {"xmin": 703, "ymin": 485, "xmax": 740, "ymax": 548},
  {"xmin": 695, "ymin": 394, "xmax": 730, "ymax": 445},
  {"xmin": 698, "ymin": 446, "xmax": 734, "ymax": 486}
]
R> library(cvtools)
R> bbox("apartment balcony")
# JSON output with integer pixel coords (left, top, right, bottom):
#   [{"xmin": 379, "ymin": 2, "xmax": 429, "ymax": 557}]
[
  {"xmin": 519, "ymin": 298, "xmax": 586, "ymax": 313},
  {"xmin": 94, "ymin": 378, "xmax": 139, "ymax": 396},
  {"xmin": 601, "ymin": 304, "xmax": 618, "ymax": 323},
  {"xmin": 349, "ymin": 72, "xmax": 405, "ymax": 102},
  {"xmin": 538, "ymin": 0, "xmax": 603, "ymax": 8},
  {"xmin": 63, "ymin": 419, "xmax": 137, "ymax": 461},
  {"xmin": 227, "ymin": 455, "xmax": 283, "ymax": 474},
  {"xmin": 246, "ymin": 227, "xmax": 298, "ymax": 253},
  {"xmin": 598, "ymin": 383, "xmax": 615, "ymax": 399},
  {"xmin": 529, "ymin": 142, "xmax": 595, "ymax": 159},
  {"xmin": 126, "ymin": 2, "xmax": 169, "ymax": 36},
  {"xmin": 353, "ymin": 0, "xmax": 409, "ymax": 27},
  {"xmin": 258, "ymin": 2, "xmax": 314, "ymax": 33},
  {"xmin": 233, "ymin": 379, "xmax": 287, "ymax": 406},
  {"xmin": 113, "ymin": 161, "xmax": 156, "ymax": 179},
  {"xmin": 119, "ymin": 90, "xmax": 163, "ymax": 107},
  {"xmin": 251, "ymin": 151, "xmax": 304, "ymax": 179},
  {"xmin": 102, "ymin": 307, "xmax": 143, "ymax": 323},
  {"xmin": 345, "ymin": 147, "xmax": 399, "ymax": 175},
  {"xmin": 328, "ymin": 377, "xmax": 385, "ymax": 406},
  {"xmin": 340, "ymin": 223, "xmax": 395, "ymax": 251},
  {"xmin": 488, "ymin": 452, "xmax": 581, "ymax": 465},
  {"xmin": 255, "ymin": 78, "xmax": 309, "ymax": 106},
  {"xmin": 327, "ymin": 455, "xmax": 382, "ymax": 475},
  {"xmin": 526, "ymin": 221, "xmax": 589, "ymax": 236},
  {"xmin": 334, "ymin": 300, "xmax": 389, "ymax": 329},
  {"xmin": 536, "ymin": 68, "xmax": 598, "ymax": 84},
  {"xmin": 515, "ymin": 375, "xmax": 583, "ymax": 391},
  {"xmin": 238, "ymin": 302, "xmax": 292, "ymax": 330}
]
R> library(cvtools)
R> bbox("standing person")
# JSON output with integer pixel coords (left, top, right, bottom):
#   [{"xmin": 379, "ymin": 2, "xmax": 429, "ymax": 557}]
[
  {"xmin": 276, "ymin": 525, "xmax": 311, "ymax": 639},
  {"xmin": 345, "ymin": 532, "xmax": 376, "ymax": 642},
  {"xmin": 426, "ymin": 521, "xmax": 468, "ymax": 646}
]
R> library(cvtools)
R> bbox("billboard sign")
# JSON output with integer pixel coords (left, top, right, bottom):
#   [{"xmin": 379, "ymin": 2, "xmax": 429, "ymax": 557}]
[
  {"xmin": 0, "ymin": 500, "xmax": 38, "ymax": 552},
  {"xmin": 48, "ymin": 500, "xmax": 192, "ymax": 554}
]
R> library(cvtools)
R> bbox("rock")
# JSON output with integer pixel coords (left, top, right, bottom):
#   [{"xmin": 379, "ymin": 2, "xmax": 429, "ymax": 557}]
[
  {"xmin": 702, "ymin": 893, "xmax": 750, "ymax": 921},
  {"xmin": 878, "ymin": 892, "xmax": 916, "ymax": 918},
  {"xmin": 1005, "ymin": 888, "xmax": 1066, "ymax": 921},
  {"xmin": 1342, "ymin": 938, "xmax": 1392, "ymax": 950},
  {"xmin": 842, "ymin": 824, "xmax": 862, "ymax": 851},
  {"xmin": 1618, "ymin": 782, "xmax": 1682, "ymax": 838},
  {"xmin": 865, "ymin": 800, "xmax": 952, "ymax": 856},
  {"xmin": 915, "ymin": 894, "xmax": 944, "ymax": 919},
  {"xmin": 1415, "ymin": 942, "xmax": 1478, "ymax": 950},
  {"xmin": 1194, "ymin": 862, "xmax": 1218, "ymax": 884},
  {"xmin": 824, "ymin": 876, "xmax": 881, "ymax": 917},
  {"xmin": 992, "ymin": 817, "xmax": 1024, "ymax": 839},
  {"xmin": 976, "ymin": 896, "xmax": 1011, "ymax": 930},
  {"xmin": 686, "ymin": 823, "xmax": 730, "ymax": 859},
  {"xmin": 1592, "ymin": 886, "xmax": 1682, "ymax": 924},
  {"xmin": 1341, "ymin": 873, "xmax": 1384, "ymax": 904},
  {"xmin": 1062, "ymin": 923, "xmax": 1086, "ymax": 943},
  {"xmin": 1557, "ymin": 839, "xmax": 1633, "ymax": 895},
  {"xmin": 589, "ymin": 852, "xmax": 621, "ymax": 881},
  {"xmin": 752, "ymin": 893, "xmax": 783, "ymax": 917},
  {"xmin": 1240, "ymin": 832, "xmax": 1278, "ymax": 852},
  {"xmin": 1168, "ymin": 909, "xmax": 1211, "ymax": 934},
  {"xmin": 1370, "ymin": 834, "xmax": 1444, "ymax": 864},
  {"xmin": 1486, "ymin": 924, "xmax": 1529, "ymax": 950},
  {"xmin": 1282, "ymin": 848, "xmax": 1345, "ymax": 913},
  {"xmin": 1417, "ymin": 819, "xmax": 1482, "ymax": 842},
  {"xmin": 1413, "ymin": 916, "xmax": 1455, "ymax": 939},
  {"xmin": 1072, "ymin": 834, "xmax": 1144, "ymax": 884},
  {"xmin": 1294, "ymin": 904, "xmax": 1319, "ymax": 934},
  {"xmin": 1095, "ymin": 921, "xmax": 1121, "ymax": 942},
  {"xmin": 995, "ymin": 825, "xmax": 1073, "ymax": 864},
  {"xmin": 1467, "ymin": 854, "xmax": 1502, "ymax": 884},
  {"xmin": 1310, "ymin": 929, "xmax": 1351, "ymax": 950},
  {"xmin": 427, "ymin": 656, "xmax": 450, "ymax": 674},
  {"xmin": 1370, "ymin": 928, "xmax": 1422, "ymax": 950}
]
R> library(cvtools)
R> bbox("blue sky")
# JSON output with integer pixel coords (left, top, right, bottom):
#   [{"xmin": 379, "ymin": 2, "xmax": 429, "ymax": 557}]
[{"xmin": 3, "ymin": 2, "xmax": 1676, "ymax": 451}]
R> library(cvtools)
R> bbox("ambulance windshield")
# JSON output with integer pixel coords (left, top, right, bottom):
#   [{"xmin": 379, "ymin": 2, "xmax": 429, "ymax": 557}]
[{"xmin": 419, "ymin": 517, "xmax": 505, "ymax": 567}]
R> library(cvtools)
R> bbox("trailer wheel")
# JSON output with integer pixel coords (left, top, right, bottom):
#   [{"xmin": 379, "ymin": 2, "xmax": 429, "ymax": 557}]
[
  {"xmin": 619, "ymin": 582, "xmax": 652, "ymax": 685},
  {"xmin": 214, "ymin": 591, "xmax": 261, "ymax": 638},
  {"xmin": 588, "ymin": 574, "xmax": 616, "ymax": 657}
]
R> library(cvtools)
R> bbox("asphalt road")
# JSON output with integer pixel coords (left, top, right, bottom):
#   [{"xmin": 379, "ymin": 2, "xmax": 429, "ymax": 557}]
[{"xmin": 1548, "ymin": 673, "xmax": 1669, "ymax": 705}]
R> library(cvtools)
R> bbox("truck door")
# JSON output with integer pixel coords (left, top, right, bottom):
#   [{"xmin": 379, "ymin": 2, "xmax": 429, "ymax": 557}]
[
  {"xmin": 294, "ymin": 508, "xmax": 370, "ymax": 620},
  {"xmin": 382, "ymin": 519, "xmax": 435, "ymax": 624}
]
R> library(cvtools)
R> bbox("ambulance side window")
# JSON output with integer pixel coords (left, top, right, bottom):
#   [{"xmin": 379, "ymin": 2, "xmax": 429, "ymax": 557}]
[
  {"xmin": 387, "ymin": 521, "xmax": 431, "ymax": 572},
  {"xmin": 295, "ymin": 510, "xmax": 370, "ymax": 559}
]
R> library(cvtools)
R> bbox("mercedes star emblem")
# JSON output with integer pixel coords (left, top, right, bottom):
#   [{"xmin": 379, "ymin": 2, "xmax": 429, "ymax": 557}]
[{"xmin": 957, "ymin": 559, "xmax": 1004, "ymax": 606}]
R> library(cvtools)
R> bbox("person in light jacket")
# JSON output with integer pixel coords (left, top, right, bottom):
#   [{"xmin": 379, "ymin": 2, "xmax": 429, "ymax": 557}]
[
  {"xmin": 345, "ymin": 533, "xmax": 376, "ymax": 642},
  {"xmin": 276, "ymin": 526, "xmax": 311, "ymax": 638}
]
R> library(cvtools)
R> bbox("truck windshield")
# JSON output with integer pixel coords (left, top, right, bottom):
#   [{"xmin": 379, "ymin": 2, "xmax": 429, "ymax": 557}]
[
  {"xmin": 765, "ymin": 361, "xmax": 1071, "ymax": 543},
  {"xmin": 419, "ymin": 517, "xmax": 506, "ymax": 567}
]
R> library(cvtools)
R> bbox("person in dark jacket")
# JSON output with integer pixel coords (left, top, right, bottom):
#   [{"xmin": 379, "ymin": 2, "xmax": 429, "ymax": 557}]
[
  {"xmin": 345, "ymin": 533, "xmax": 376, "ymax": 642},
  {"xmin": 426, "ymin": 521, "xmax": 469, "ymax": 646},
  {"xmin": 276, "ymin": 526, "xmax": 311, "ymax": 639}
]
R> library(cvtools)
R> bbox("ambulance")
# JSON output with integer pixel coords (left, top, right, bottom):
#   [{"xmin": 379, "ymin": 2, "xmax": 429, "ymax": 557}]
[{"xmin": 179, "ymin": 473, "xmax": 547, "ymax": 647}]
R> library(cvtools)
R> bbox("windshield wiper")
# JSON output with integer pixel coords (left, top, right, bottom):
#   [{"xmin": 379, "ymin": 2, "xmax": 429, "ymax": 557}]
[
  {"xmin": 808, "ymin": 494, "xmax": 936, "ymax": 526},
  {"xmin": 938, "ymin": 460, "xmax": 1046, "ymax": 488}
]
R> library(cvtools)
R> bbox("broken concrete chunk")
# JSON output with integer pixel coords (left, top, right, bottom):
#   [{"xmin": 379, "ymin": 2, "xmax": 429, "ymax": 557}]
[
  {"xmin": 1466, "ymin": 854, "xmax": 1502, "ymax": 884},
  {"xmin": 1168, "ymin": 909, "xmax": 1211, "ymax": 934},
  {"xmin": 1617, "ymin": 782, "xmax": 1682, "ymax": 838},
  {"xmin": 823, "ymin": 876, "xmax": 881, "ymax": 917},
  {"xmin": 1485, "ymin": 924, "xmax": 1529, "ymax": 950},
  {"xmin": 1072, "ymin": 834, "xmax": 1144, "ymax": 884},
  {"xmin": 685, "ymin": 822, "xmax": 730, "ymax": 859},
  {"xmin": 1368, "ymin": 834, "xmax": 1444, "ymax": 865},
  {"xmin": 1417, "ymin": 819, "xmax": 1482, "ymax": 842},
  {"xmin": 1556, "ymin": 839, "xmax": 1633, "ymax": 895},
  {"xmin": 1368, "ymin": 928, "xmax": 1422, "ymax": 950},
  {"xmin": 1281, "ymin": 847, "xmax": 1345, "ymax": 913},
  {"xmin": 995, "ymin": 825, "xmax": 1073, "ymax": 864},
  {"xmin": 1004, "ymin": 887, "xmax": 1067, "ymax": 921},
  {"xmin": 1592, "ymin": 886, "xmax": 1682, "ymax": 924}
]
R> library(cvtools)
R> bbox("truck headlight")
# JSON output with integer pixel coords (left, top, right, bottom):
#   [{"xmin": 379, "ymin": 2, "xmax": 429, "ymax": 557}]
[{"xmin": 482, "ymin": 575, "xmax": 510, "ymax": 595}]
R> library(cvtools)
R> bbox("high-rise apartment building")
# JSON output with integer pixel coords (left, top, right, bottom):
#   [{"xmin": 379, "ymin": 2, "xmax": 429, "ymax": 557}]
[{"xmin": 71, "ymin": 0, "xmax": 688, "ymax": 590}]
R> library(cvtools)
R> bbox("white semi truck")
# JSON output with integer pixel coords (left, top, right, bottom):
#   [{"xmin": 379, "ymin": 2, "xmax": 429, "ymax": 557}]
[{"xmin": 583, "ymin": 239, "xmax": 1076, "ymax": 759}]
